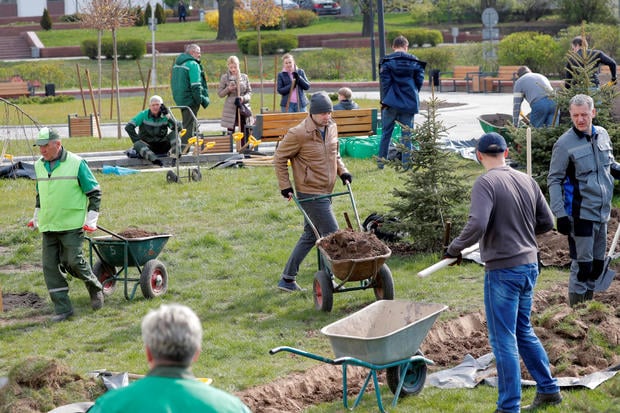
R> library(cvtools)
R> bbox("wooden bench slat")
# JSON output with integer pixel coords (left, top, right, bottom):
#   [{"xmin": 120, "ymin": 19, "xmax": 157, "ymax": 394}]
[
  {"xmin": 483, "ymin": 66, "xmax": 520, "ymax": 93},
  {"xmin": 439, "ymin": 66, "xmax": 483, "ymax": 93},
  {"xmin": 0, "ymin": 82, "xmax": 29, "ymax": 98}
]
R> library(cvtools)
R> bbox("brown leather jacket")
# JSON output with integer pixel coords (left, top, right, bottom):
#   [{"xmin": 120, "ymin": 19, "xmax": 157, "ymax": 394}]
[{"xmin": 274, "ymin": 116, "xmax": 348, "ymax": 195}]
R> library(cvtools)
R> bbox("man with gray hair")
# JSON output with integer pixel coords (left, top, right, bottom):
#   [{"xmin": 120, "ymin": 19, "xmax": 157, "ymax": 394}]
[
  {"xmin": 89, "ymin": 304, "xmax": 251, "ymax": 412},
  {"xmin": 512, "ymin": 66, "xmax": 557, "ymax": 127},
  {"xmin": 548, "ymin": 94, "xmax": 620, "ymax": 306},
  {"xmin": 171, "ymin": 43, "xmax": 210, "ymax": 148},
  {"xmin": 125, "ymin": 95, "xmax": 182, "ymax": 166}
]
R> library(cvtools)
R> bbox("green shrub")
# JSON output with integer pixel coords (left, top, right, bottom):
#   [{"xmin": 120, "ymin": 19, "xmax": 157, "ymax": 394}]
[
  {"xmin": 81, "ymin": 38, "xmax": 146, "ymax": 60},
  {"xmin": 40, "ymin": 8, "xmax": 52, "ymax": 31},
  {"xmin": 284, "ymin": 9, "xmax": 317, "ymax": 28},
  {"xmin": 60, "ymin": 13, "xmax": 81, "ymax": 23},
  {"xmin": 239, "ymin": 33, "xmax": 298, "ymax": 55},
  {"xmin": 498, "ymin": 32, "xmax": 563, "ymax": 76},
  {"xmin": 155, "ymin": 3, "xmax": 166, "ymax": 24},
  {"xmin": 387, "ymin": 28, "xmax": 443, "ymax": 47},
  {"xmin": 133, "ymin": 7, "xmax": 145, "ymax": 27},
  {"xmin": 144, "ymin": 3, "xmax": 152, "ymax": 26},
  {"xmin": 414, "ymin": 47, "xmax": 455, "ymax": 72}
]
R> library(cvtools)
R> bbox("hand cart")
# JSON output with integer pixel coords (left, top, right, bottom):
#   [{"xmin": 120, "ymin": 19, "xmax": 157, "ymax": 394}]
[
  {"xmin": 87, "ymin": 226, "xmax": 172, "ymax": 300},
  {"xmin": 270, "ymin": 300, "xmax": 447, "ymax": 412},
  {"xmin": 165, "ymin": 105, "xmax": 205, "ymax": 184},
  {"xmin": 292, "ymin": 183, "xmax": 394, "ymax": 312}
]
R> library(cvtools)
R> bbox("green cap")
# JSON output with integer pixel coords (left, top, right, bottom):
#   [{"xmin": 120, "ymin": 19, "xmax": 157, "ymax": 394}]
[{"xmin": 34, "ymin": 127, "xmax": 61, "ymax": 146}]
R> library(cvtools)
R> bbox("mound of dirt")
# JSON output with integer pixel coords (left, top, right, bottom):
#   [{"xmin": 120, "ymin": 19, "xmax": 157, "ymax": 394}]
[{"xmin": 318, "ymin": 229, "xmax": 389, "ymax": 260}]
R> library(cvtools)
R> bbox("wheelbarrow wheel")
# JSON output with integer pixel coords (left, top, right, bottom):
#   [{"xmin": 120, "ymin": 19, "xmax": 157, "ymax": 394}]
[
  {"xmin": 191, "ymin": 168, "xmax": 202, "ymax": 182},
  {"xmin": 386, "ymin": 351, "xmax": 427, "ymax": 397},
  {"xmin": 313, "ymin": 270, "xmax": 333, "ymax": 312},
  {"xmin": 93, "ymin": 260, "xmax": 117, "ymax": 296},
  {"xmin": 166, "ymin": 170, "xmax": 178, "ymax": 183},
  {"xmin": 373, "ymin": 264, "xmax": 394, "ymax": 300},
  {"xmin": 140, "ymin": 259, "xmax": 168, "ymax": 299}
]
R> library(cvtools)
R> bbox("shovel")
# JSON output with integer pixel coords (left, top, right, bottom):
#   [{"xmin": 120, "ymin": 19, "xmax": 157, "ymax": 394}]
[{"xmin": 596, "ymin": 222, "xmax": 620, "ymax": 292}]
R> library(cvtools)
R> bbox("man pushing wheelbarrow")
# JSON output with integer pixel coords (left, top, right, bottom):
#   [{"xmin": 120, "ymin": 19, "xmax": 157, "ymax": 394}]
[{"xmin": 274, "ymin": 91, "xmax": 352, "ymax": 293}]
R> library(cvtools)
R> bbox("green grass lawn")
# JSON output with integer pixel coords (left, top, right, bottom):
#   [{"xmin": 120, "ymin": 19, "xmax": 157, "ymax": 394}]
[{"xmin": 1, "ymin": 149, "xmax": 616, "ymax": 412}]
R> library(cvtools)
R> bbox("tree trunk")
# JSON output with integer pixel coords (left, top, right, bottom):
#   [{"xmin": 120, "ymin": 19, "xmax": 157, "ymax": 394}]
[
  {"xmin": 481, "ymin": 0, "xmax": 496, "ymax": 9},
  {"xmin": 216, "ymin": 0, "xmax": 236, "ymax": 41},
  {"xmin": 361, "ymin": 9, "xmax": 373, "ymax": 37},
  {"xmin": 113, "ymin": 29, "xmax": 122, "ymax": 139},
  {"xmin": 97, "ymin": 29, "xmax": 102, "ymax": 116}
]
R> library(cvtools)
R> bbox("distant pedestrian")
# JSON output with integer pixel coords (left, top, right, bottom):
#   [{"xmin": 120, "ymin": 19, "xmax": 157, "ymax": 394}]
[
  {"xmin": 565, "ymin": 36, "xmax": 617, "ymax": 89},
  {"xmin": 171, "ymin": 44, "xmax": 210, "ymax": 149},
  {"xmin": 512, "ymin": 66, "xmax": 557, "ymax": 127},
  {"xmin": 333, "ymin": 87, "xmax": 359, "ymax": 110},
  {"xmin": 178, "ymin": 1, "xmax": 187, "ymax": 22},
  {"xmin": 378, "ymin": 35, "xmax": 426, "ymax": 169},
  {"xmin": 277, "ymin": 53, "xmax": 310, "ymax": 113}
]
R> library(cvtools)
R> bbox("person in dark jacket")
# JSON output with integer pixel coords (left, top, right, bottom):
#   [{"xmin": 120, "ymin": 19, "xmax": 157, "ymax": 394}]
[
  {"xmin": 548, "ymin": 94, "xmax": 620, "ymax": 306},
  {"xmin": 177, "ymin": 1, "xmax": 187, "ymax": 22},
  {"xmin": 171, "ymin": 44, "xmax": 210, "ymax": 146},
  {"xmin": 333, "ymin": 87, "xmax": 359, "ymax": 110},
  {"xmin": 125, "ymin": 95, "xmax": 182, "ymax": 166},
  {"xmin": 378, "ymin": 35, "xmax": 426, "ymax": 169},
  {"xmin": 565, "ymin": 36, "xmax": 617, "ymax": 89},
  {"xmin": 277, "ymin": 53, "xmax": 310, "ymax": 113}
]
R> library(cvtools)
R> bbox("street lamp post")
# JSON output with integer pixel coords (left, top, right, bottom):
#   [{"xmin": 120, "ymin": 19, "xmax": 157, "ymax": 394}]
[{"xmin": 151, "ymin": 1, "xmax": 157, "ymax": 89}]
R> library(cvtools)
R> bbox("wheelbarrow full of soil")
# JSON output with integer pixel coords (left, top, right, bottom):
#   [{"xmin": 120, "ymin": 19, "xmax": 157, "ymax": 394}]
[
  {"xmin": 292, "ymin": 183, "xmax": 394, "ymax": 312},
  {"xmin": 87, "ymin": 226, "xmax": 172, "ymax": 300},
  {"xmin": 270, "ymin": 299, "xmax": 448, "ymax": 412}
]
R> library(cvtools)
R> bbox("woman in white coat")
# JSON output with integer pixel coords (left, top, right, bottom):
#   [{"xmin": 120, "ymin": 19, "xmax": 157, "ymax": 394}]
[{"xmin": 217, "ymin": 56, "xmax": 252, "ymax": 143}]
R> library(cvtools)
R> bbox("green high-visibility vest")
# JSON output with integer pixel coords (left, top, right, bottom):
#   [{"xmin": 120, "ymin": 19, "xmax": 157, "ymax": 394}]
[{"xmin": 35, "ymin": 152, "xmax": 87, "ymax": 232}]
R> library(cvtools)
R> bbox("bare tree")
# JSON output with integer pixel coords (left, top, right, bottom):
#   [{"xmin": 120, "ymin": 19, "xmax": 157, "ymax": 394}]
[
  {"xmin": 80, "ymin": 0, "xmax": 136, "ymax": 138},
  {"xmin": 248, "ymin": 0, "xmax": 283, "ymax": 108},
  {"xmin": 217, "ymin": 0, "xmax": 237, "ymax": 41}
]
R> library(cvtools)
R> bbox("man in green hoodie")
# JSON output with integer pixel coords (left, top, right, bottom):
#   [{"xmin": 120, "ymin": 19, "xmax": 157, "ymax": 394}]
[{"xmin": 171, "ymin": 43, "xmax": 210, "ymax": 148}]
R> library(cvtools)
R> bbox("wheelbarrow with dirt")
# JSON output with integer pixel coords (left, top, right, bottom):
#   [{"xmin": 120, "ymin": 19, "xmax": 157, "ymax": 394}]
[
  {"xmin": 292, "ymin": 183, "xmax": 394, "ymax": 312},
  {"xmin": 87, "ymin": 226, "xmax": 172, "ymax": 300},
  {"xmin": 270, "ymin": 300, "xmax": 448, "ymax": 412}
]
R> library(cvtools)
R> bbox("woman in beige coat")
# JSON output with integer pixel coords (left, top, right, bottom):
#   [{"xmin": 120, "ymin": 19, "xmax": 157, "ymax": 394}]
[{"xmin": 217, "ymin": 56, "xmax": 252, "ymax": 140}]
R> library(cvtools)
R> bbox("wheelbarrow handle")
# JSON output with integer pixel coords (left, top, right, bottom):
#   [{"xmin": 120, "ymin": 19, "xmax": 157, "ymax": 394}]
[
  {"xmin": 96, "ymin": 225, "xmax": 128, "ymax": 242},
  {"xmin": 269, "ymin": 346, "xmax": 336, "ymax": 364}
]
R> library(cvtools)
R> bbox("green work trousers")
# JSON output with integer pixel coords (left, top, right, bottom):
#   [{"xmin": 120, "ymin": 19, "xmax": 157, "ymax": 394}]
[{"xmin": 41, "ymin": 229, "xmax": 102, "ymax": 314}]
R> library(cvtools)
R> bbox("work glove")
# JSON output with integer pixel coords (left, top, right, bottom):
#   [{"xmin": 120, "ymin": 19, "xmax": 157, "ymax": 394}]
[
  {"xmin": 281, "ymin": 187, "xmax": 293, "ymax": 200},
  {"xmin": 201, "ymin": 97, "xmax": 209, "ymax": 109},
  {"xmin": 27, "ymin": 208, "xmax": 39, "ymax": 230},
  {"xmin": 83, "ymin": 210, "xmax": 99, "ymax": 232},
  {"xmin": 340, "ymin": 173, "xmax": 353, "ymax": 185},
  {"xmin": 152, "ymin": 158, "xmax": 164, "ymax": 167},
  {"xmin": 234, "ymin": 97, "xmax": 242, "ymax": 107},
  {"xmin": 292, "ymin": 71, "xmax": 299, "ymax": 81},
  {"xmin": 556, "ymin": 216, "xmax": 571, "ymax": 235},
  {"xmin": 160, "ymin": 103, "xmax": 168, "ymax": 116},
  {"xmin": 442, "ymin": 249, "xmax": 462, "ymax": 266}
]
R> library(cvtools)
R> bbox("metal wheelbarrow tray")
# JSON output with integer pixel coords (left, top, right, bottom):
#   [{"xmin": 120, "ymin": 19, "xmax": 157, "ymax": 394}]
[
  {"xmin": 87, "ymin": 226, "xmax": 172, "ymax": 300},
  {"xmin": 477, "ymin": 113, "xmax": 512, "ymax": 140},
  {"xmin": 270, "ymin": 300, "xmax": 448, "ymax": 412}
]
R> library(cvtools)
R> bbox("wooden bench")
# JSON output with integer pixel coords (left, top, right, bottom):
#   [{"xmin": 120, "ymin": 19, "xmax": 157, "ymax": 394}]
[
  {"xmin": 439, "ymin": 66, "xmax": 482, "ymax": 93},
  {"xmin": 250, "ymin": 108, "xmax": 378, "ymax": 143},
  {"xmin": 483, "ymin": 66, "xmax": 521, "ymax": 93},
  {"xmin": 0, "ymin": 81, "xmax": 30, "ymax": 99}
]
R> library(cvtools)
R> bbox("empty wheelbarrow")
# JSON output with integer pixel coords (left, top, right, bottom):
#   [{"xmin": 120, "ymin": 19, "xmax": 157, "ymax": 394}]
[
  {"xmin": 87, "ymin": 226, "xmax": 172, "ymax": 300},
  {"xmin": 270, "ymin": 300, "xmax": 448, "ymax": 412}
]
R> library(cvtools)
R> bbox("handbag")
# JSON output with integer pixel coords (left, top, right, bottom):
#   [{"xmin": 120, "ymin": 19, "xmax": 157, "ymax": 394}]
[{"xmin": 238, "ymin": 102, "xmax": 252, "ymax": 118}]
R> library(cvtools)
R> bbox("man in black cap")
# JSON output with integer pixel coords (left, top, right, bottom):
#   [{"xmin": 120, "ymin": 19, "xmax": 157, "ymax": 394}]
[
  {"xmin": 28, "ymin": 127, "xmax": 104, "ymax": 322},
  {"xmin": 273, "ymin": 91, "xmax": 352, "ymax": 292},
  {"xmin": 444, "ymin": 132, "xmax": 561, "ymax": 412}
]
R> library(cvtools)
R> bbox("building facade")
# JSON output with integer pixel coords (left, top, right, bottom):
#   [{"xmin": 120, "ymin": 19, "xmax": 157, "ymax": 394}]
[{"xmin": 0, "ymin": 0, "xmax": 163, "ymax": 18}]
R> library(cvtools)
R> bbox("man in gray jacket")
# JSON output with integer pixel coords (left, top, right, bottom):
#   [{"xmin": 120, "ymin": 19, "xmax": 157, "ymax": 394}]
[
  {"xmin": 512, "ymin": 66, "xmax": 557, "ymax": 128},
  {"xmin": 548, "ymin": 94, "xmax": 620, "ymax": 306}
]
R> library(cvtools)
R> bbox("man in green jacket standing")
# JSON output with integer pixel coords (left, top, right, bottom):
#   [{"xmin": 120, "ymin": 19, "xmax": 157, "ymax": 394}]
[
  {"xmin": 89, "ymin": 303, "xmax": 251, "ymax": 413},
  {"xmin": 171, "ymin": 43, "xmax": 210, "ymax": 148},
  {"xmin": 125, "ymin": 95, "xmax": 182, "ymax": 166},
  {"xmin": 28, "ymin": 127, "xmax": 104, "ymax": 322}
]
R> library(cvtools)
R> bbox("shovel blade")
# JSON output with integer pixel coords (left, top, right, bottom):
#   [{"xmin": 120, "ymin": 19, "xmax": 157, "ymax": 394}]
[{"xmin": 595, "ymin": 257, "xmax": 616, "ymax": 292}]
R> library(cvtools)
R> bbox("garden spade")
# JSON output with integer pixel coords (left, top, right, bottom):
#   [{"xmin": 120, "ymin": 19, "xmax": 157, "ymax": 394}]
[{"xmin": 596, "ymin": 223, "xmax": 620, "ymax": 292}]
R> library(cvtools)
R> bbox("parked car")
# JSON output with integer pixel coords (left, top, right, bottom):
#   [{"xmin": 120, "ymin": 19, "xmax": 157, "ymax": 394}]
[
  {"xmin": 273, "ymin": 0, "xmax": 300, "ymax": 9},
  {"xmin": 297, "ymin": 0, "xmax": 341, "ymax": 15}
]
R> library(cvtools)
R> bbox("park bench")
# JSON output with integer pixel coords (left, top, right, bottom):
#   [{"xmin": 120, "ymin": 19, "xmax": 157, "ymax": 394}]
[
  {"xmin": 0, "ymin": 81, "xmax": 30, "ymax": 99},
  {"xmin": 482, "ymin": 65, "xmax": 520, "ymax": 93},
  {"xmin": 439, "ymin": 66, "xmax": 482, "ymax": 93},
  {"xmin": 250, "ymin": 108, "xmax": 378, "ymax": 143}
]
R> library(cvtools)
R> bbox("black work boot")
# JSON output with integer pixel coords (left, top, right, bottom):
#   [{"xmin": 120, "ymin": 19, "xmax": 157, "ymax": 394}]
[
  {"xmin": 568, "ymin": 292, "xmax": 585, "ymax": 307},
  {"xmin": 584, "ymin": 289, "xmax": 594, "ymax": 301},
  {"xmin": 89, "ymin": 288, "xmax": 104, "ymax": 310},
  {"xmin": 522, "ymin": 392, "xmax": 562, "ymax": 410}
]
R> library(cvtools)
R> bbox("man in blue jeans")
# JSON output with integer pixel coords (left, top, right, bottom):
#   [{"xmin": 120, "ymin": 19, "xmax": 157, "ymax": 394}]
[
  {"xmin": 512, "ymin": 66, "xmax": 557, "ymax": 128},
  {"xmin": 377, "ymin": 35, "xmax": 426, "ymax": 169},
  {"xmin": 445, "ymin": 132, "xmax": 562, "ymax": 412}
]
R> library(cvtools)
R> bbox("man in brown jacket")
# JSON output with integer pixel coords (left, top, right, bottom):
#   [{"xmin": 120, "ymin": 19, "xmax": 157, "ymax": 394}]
[{"xmin": 274, "ymin": 91, "xmax": 352, "ymax": 292}]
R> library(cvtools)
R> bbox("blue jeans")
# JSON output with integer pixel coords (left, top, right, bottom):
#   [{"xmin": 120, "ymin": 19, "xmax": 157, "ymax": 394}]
[
  {"xmin": 530, "ymin": 97, "xmax": 557, "ymax": 127},
  {"xmin": 378, "ymin": 107, "xmax": 413, "ymax": 167},
  {"xmin": 484, "ymin": 263, "xmax": 559, "ymax": 413},
  {"xmin": 280, "ymin": 103, "xmax": 306, "ymax": 113},
  {"xmin": 281, "ymin": 192, "xmax": 338, "ymax": 280}
]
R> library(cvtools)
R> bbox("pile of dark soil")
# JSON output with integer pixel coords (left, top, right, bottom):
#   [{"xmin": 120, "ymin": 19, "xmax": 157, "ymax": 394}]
[{"xmin": 318, "ymin": 229, "xmax": 389, "ymax": 260}]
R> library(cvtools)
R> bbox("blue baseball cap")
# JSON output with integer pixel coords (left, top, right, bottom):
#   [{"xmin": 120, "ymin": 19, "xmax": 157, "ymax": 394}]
[{"xmin": 477, "ymin": 132, "xmax": 507, "ymax": 153}]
